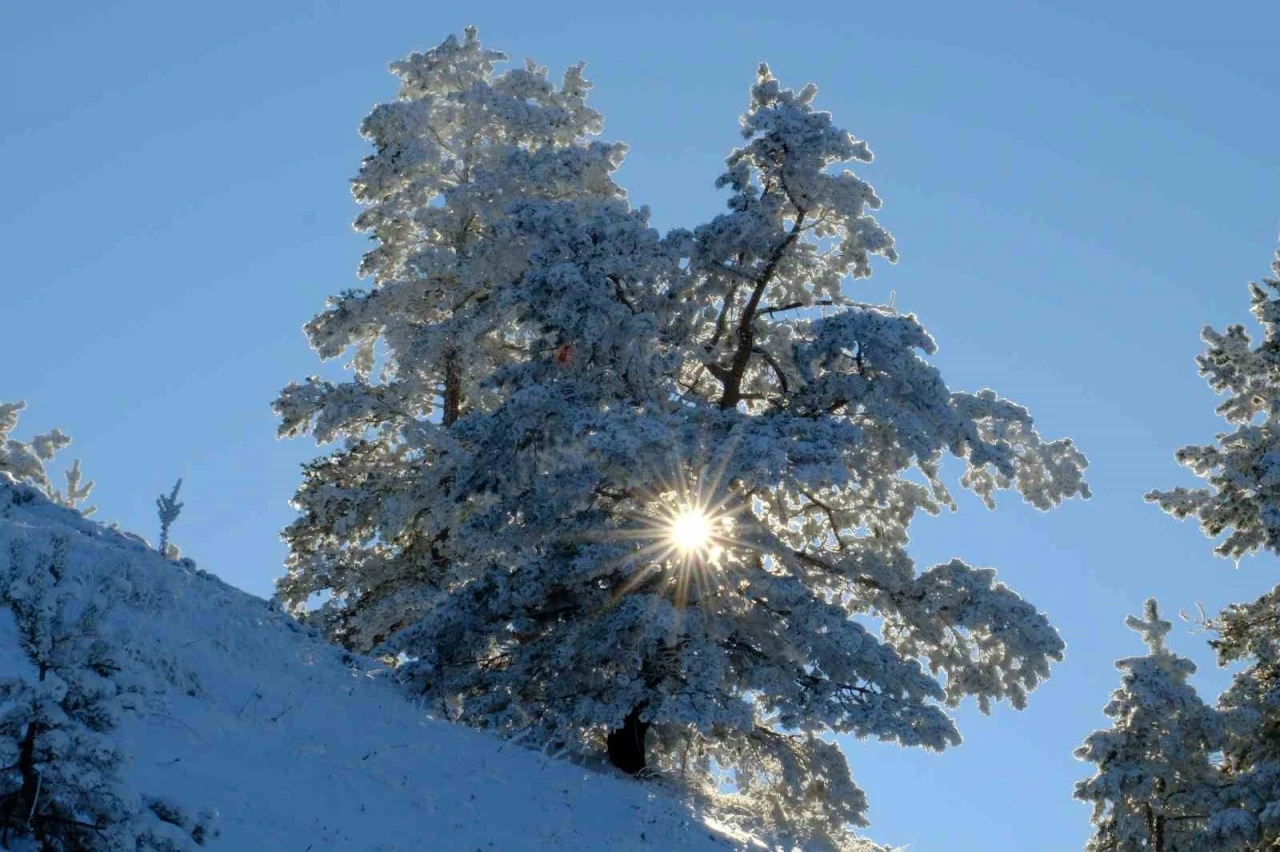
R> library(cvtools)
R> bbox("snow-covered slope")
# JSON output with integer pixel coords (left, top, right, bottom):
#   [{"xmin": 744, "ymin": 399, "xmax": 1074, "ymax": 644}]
[{"xmin": 0, "ymin": 480, "xmax": 745, "ymax": 851}]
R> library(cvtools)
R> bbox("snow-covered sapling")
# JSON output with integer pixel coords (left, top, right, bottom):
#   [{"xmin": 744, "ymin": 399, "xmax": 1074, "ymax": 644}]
[
  {"xmin": 156, "ymin": 480, "xmax": 183, "ymax": 559},
  {"xmin": 1075, "ymin": 599, "xmax": 1223, "ymax": 852},
  {"xmin": 0, "ymin": 402, "xmax": 95, "ymax": 516}
]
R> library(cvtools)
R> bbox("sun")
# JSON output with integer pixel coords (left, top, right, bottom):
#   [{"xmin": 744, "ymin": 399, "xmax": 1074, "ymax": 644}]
[
  {"xmin": 584, "ymin": 458, "xmax": 747, "ymax": 608},
  {"xmin": 669, "ymin": 506, "xmax": 715, "ymax": 555},
  {"xmin": 581, "ymin": 470, "xmax": 749, "ymax": 610}
]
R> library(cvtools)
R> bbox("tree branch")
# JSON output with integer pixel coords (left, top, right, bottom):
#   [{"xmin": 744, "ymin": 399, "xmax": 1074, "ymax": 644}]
[
  {"xmin": 752, "ymin": 347, "xmax": 790, "ymax": 396},
  {"xmin": 717, "ymin": 211, "xmax": 807, "ymax": 410},
  {"xmin": 759, "ymin": 299, "xmax": 839, "ymax": 316}
]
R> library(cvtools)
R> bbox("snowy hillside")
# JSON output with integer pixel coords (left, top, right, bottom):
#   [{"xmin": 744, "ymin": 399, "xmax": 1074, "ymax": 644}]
[{"xmin": 0, "ymin": 479, "xmax": 748, "ymax": 851}]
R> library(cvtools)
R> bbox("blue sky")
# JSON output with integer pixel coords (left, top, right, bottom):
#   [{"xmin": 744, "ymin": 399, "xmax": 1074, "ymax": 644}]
[{"xmin": 3, "ymin": 2, "xmax": 1279, "ymax": 848}]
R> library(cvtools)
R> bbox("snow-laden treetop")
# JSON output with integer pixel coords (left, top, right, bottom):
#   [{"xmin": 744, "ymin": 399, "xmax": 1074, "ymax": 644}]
[{"xmin": 1149, "ymin": 251, "xmax": 1280, "ymax": 558}]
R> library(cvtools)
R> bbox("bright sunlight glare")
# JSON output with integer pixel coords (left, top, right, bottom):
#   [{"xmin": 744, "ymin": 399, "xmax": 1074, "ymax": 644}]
[{"xmin": 669, "ymin": 507, "xmax": 714, "ymax": 554}]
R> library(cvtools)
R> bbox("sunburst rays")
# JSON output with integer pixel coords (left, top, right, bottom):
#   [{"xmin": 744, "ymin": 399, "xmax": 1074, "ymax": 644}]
[{"xmin": 582, "ymin": 437, "xmax": 754, "ymax": 612}]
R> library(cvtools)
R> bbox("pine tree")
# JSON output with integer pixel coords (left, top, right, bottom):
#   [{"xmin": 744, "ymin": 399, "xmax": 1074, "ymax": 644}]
[
  {"xmin": 279, "ymin": 38, "xmax": 1091, "ymax": 851},
  {"xmin": 1075, "ymin": 599, "xmax": 1224, "ymax": 852},
  {"xmin": 0, "ymin": 536, "xmax": 212, "ymax": 851},
  {"xmin": 1146, "ymin": 250, "xmax": 1280, "ymax": 849}
]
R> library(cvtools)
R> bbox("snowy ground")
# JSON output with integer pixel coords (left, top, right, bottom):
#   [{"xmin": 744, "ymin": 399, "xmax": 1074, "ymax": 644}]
[{"xmin": 0, "ymin": 481, "xmax": 750, "ymax": 851}]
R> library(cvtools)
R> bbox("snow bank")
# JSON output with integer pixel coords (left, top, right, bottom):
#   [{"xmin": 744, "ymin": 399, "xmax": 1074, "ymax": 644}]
[{"xmin": 0, "ymin": 480, "xmax": 745, "ymax": 851}]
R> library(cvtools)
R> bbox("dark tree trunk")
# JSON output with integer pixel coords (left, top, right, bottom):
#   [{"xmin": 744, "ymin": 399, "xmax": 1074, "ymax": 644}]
[
  {"xmin": 442, "ymin": 351, "xmax": 462, "ymax": 428},
  {"xmin": 606, "ymin": 705, "xmax": 651, "ymax": 775},
  {"xmin": 0, "ymin": 721, "xmax": 41, "ymax": 840}
]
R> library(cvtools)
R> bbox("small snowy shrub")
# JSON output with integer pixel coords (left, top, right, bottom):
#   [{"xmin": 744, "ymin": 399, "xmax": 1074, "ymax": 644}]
[
  {"xmin": 0, "ymin": 536, "xmax": 214, "ymax": 850},
  {"xmin": 155, "ymin": 481, "xmax": 183, "ymax": 559},
  {"xmin": 0, "ymin": 403, "xmax": 94, "ymax": 517}
]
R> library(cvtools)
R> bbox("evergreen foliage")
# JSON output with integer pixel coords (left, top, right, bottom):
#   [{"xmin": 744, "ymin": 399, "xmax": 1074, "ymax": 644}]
[{"xmin": 275, "ymin": 26, "xmax": 627, "ymax": 652}]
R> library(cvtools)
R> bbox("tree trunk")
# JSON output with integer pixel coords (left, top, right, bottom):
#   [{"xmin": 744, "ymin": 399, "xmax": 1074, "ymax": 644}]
[
  {"xmin": 1154, "ymin": 813, "xmax": 1165, "ymax": 852},
  {"xmin": 442, "ymin": 351, "xmax": 463, "ymax": 427},
  {"xmin": 1, "ymin": 721, "xmax": 40, "ymax": 838},
  {"xmin": 606, "ymin": 705, "xmax": 651, "ymax": 775}
]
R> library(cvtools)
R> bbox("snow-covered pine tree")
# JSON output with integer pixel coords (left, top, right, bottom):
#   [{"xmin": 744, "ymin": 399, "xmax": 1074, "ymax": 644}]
[
  {"xmin": 1075, "ymin": 599, "xmax": 1224, "ymax": 852},
  {"xmin": 1148, "ymin": 250, "xmax": 1280, "ymax": 848},
  {"xmin": 274, "ymin": 28, "xmax": 628, "ymax": 652},
  {"xmin": 0, "ymin": 535, "xmax": 212, "ymax": 850},
  {"xmin": 0, "ymin": 403, "xmax": 94, "ymax": 516},
  {"xmin": 279, "ymin": 42, "xmax": 1090, "ymax": 851}
]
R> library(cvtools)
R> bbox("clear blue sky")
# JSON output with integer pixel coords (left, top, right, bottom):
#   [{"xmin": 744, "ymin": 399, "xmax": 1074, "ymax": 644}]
[{"xmin": 4, "ymin": 2, "xmax": 1279, "ymax": 848}]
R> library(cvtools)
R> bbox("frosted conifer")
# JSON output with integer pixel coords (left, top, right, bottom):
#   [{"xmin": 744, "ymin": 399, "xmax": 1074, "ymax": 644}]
[
  {"xmin": 1147, "ymin": 249, "xmax": 1280, "ymax": 848},
  {"xmin": 1074, "ymin": 599, "xmax": 1223, "ymax": 852},
  {"xmin": 279, "ymin": 38, "xmax": 1089, "ymax": 851}
]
